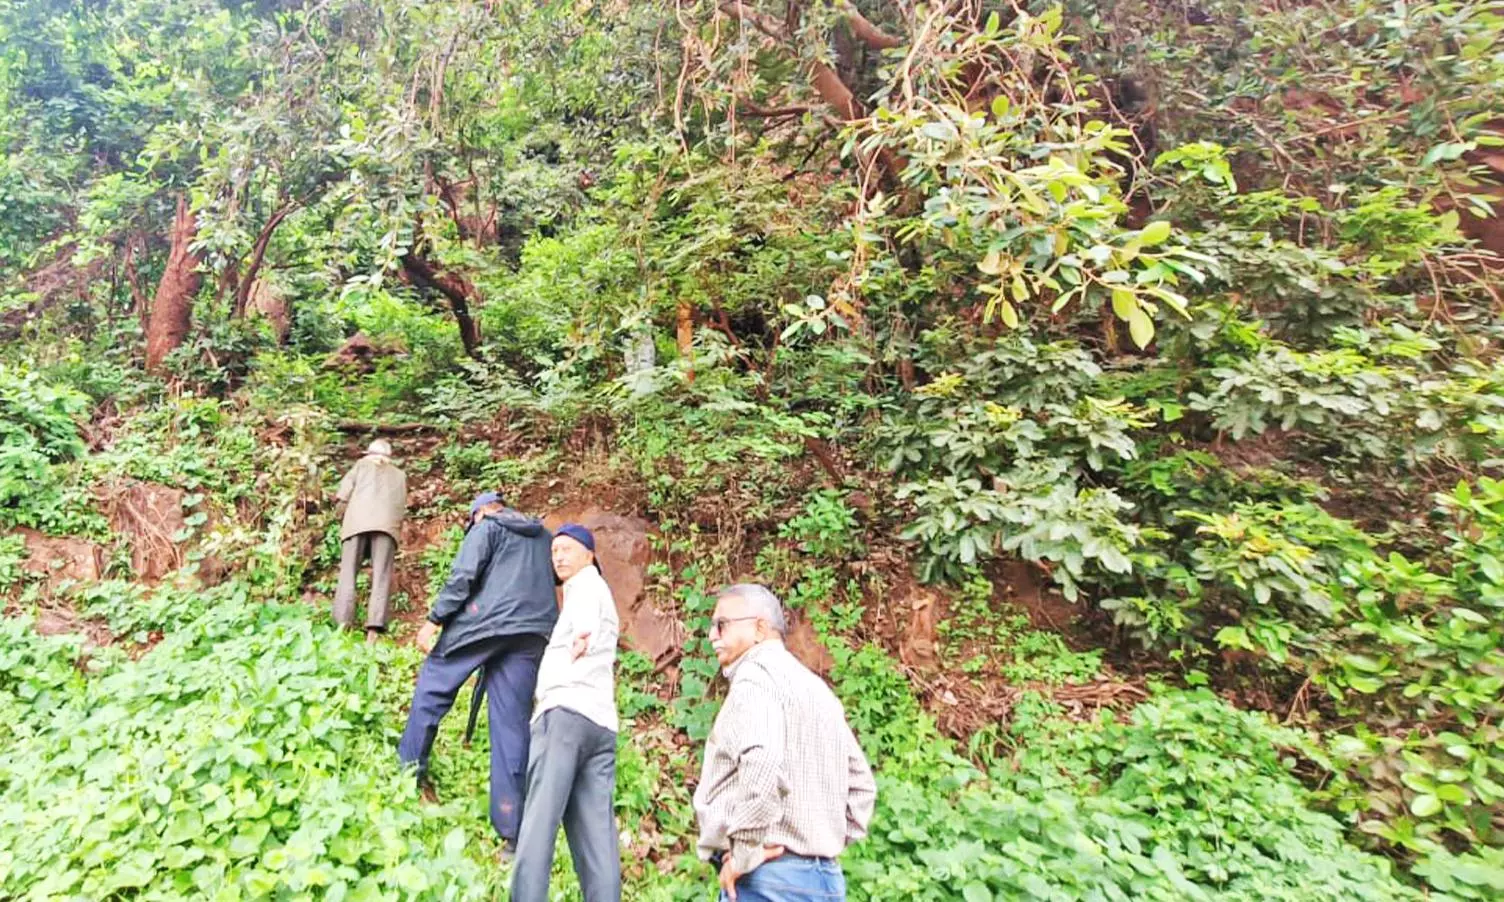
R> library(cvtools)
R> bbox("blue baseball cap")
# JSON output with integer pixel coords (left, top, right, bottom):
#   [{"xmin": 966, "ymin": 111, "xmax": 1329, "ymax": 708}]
[{"xmin": 469, "ymin": 491, "xmax": 503, "ymax": 517}]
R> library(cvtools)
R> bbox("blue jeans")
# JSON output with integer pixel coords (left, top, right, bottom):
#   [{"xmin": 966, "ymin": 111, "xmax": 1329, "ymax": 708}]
[{"xmin": 718, "ymin": 855, "xmax": 846, "ymax": 902}]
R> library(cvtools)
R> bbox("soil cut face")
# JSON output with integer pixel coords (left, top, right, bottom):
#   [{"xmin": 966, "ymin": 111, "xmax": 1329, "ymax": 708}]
[
  {"xmin": 9, "ymin": 528, "xmax": 106, "ymax": 595},
  {"xmin": 101, "ymin": 478, "xmax": 186, "ymax": 583},
  {"xmin": 544, "ymin": 504, "xmax": 682, "ymax": 668}
]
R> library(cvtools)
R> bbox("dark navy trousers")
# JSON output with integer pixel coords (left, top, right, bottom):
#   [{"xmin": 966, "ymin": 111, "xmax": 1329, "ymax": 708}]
[{"xmin": 397, "ymin": 633, "xmax": 546, "ymax": 841}]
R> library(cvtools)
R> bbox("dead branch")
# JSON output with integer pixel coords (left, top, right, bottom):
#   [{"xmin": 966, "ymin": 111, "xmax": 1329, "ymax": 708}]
[{"xmin": 334, "ymin": 420, "xmax": 439, "ymax": 435}]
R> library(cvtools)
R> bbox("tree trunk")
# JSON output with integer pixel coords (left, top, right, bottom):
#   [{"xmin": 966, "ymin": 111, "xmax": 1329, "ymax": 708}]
[
  {"xmin": 676, "ymin": 299, "xmax": 695, "ymax": 382},
  {"xmin": 123, "ymin": 233, "xmax": 150, "ymax": 333},
  {"xmin": 144, "ymin": 196, "xmax": 203, "ymax": 372},
  {"xmin": 400, "ymin": 253, "xmax": 483, "ymax": 357},
  {"xmin": 233, "ymin": 205, "xmax": 292, "ymax": 318}
]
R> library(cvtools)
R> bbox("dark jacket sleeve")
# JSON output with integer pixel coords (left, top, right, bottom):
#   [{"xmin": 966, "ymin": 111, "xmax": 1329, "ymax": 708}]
[{"xmin": 427, "ymin": 524, "xmax": 495, "ymax": 625}]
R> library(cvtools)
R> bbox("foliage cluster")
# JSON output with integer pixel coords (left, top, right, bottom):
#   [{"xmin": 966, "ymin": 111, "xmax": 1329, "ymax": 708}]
[{"xmin": 4, "ymin": 0, "xmax": 1504, "ymax": 896}]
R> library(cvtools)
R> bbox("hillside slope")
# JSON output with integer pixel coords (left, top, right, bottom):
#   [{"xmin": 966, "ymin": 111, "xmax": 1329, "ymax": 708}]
[{"xmin": 3, "ymin": 0, "xmax": 1503, "ymax": 898}]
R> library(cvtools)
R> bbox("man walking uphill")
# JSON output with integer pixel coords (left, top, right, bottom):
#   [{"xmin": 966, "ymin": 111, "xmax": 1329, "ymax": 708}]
[
  {"xmin": 694, "ymin": 584, "xmax": 876, "ymax": 902},
  {"xmin": 333, "ymin": 439, "xmax": 407, "ymax": 643},
  {"xmin": 398, "ymin": 492, "xmax": 557, "ymax": 853}
]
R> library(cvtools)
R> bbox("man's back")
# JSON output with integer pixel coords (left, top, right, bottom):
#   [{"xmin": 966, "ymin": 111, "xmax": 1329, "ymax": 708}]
[
  {"xmin": 429, "ymin": 508, "xmax": 557, "ymax": 656},
  {"xmin": 339, "ymin": 455, "xmax": 407, "ymax": 541}
]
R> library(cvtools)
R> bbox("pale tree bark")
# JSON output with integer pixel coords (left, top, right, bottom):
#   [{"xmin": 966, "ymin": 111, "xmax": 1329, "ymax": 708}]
[{"xmin": 676, "ymin": 299, "xmax": 696, "ymax": 382}]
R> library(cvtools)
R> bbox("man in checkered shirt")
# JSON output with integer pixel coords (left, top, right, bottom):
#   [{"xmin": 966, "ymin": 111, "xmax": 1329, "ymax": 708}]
[{"xmin": 693, "ymin": 584, "xmax": 876, "ymax": 901}]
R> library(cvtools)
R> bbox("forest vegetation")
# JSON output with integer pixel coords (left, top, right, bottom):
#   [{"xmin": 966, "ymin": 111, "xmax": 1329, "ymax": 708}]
[{"xmin": 1, "ymin": 0, "xmax": 1502, "ymax": 899}]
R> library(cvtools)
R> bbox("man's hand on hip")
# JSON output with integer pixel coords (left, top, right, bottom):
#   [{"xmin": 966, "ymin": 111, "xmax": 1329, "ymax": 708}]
[{"xmin": 717, "ymin": 845, "xmax": 785, "ymax": 901}]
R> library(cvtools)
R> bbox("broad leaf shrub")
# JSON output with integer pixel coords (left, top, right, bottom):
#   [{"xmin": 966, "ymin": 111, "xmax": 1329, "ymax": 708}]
[
  {"xmin": 0, "ymin": 592, "xmax": 497, "ymax": 900},
  {"xmin": 1313, "ymin": 480, "xmax": 1504, "ymax": 888},
  {"xmin": 1188, "ymin": 326, "xmax": 1504, "ymax": 469},
  {"xmin": 0, "ymin": 364, "xmax": 94, "ymax": 533},
  {"xmin": 799, "ymin": 599, "xmax": 1413, "ymax": 900},
  {"xmin": 620, "ymin": 357, "xmax": 823, "ymax": 522},
  {"xmin": 0, "ymin": 533, "xmax": 26, "ymax": 591},
  {"xmin": 842, "ymin": 683, "xmax": 1415, "ymax": 901},
  {"xmin": 882, "ymin": 333, "xmax": 1149, "ymax": 588},
  {"xmin": 1103, "ymin": 476, "xmax": 1504, "ymax": 884}
]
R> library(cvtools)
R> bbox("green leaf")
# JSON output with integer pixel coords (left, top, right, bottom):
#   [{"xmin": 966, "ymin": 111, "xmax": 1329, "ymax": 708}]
[
  {"xmin": 921, "ymin": 120, "xmax": 959, "ymax": 143},
  {"xmin": 1128, "ymin": 308, "xmax": 1155, "ymax": 348},
  {"xmin": 1435, "ymin": 784, "xmax": 1468, "ymax": 804},
  {"xmin": 1422, "ymin": 142, "xmax": 1474, "ymax": 166},
  {"xmin": 963, "ymin": 882, "xmax": 993, "ymax": 902},
  {"xmin": 1139, "ymin": 220, "xmax": 1172, "ymax": 246},
  {"xmin": 1342, "ymin": 654, "xmax": 1388, "ymax": 673},
  {"xmin": 998, "ymin": 300, "xmax": 1020, "ymax": 329},
  {"xmin": 1410, "ymin": 793, "xmax": 1443, "ymax": 818}
]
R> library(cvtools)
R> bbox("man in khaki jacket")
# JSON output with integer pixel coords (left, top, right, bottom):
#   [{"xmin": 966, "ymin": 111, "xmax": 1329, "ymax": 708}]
[{"xmin": 334, "ymin": 439, "xmax": 408, "ymax": 642}]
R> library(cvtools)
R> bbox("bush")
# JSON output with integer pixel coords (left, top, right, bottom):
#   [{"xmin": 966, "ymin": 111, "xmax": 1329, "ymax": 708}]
[
  {"xmin": 848, "ymin": 690, "xmax": 1416, "ymax": 901},
  {"xmin": 0, "ymin": 590, "xmax": 500, "ymax": 900},
  {"xmin": 0, "ymin": 364, "xmax": 92, "ymax": 531}
]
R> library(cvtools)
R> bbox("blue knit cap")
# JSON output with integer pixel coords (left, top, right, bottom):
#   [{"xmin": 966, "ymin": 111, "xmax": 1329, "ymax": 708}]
[
  {"xmin": 554, "ymin": 523, "xmax": 596, "ymax": 553},
  {"xmin": 469, "ymin": 491, "xmax": 503, "ymax": 517}
]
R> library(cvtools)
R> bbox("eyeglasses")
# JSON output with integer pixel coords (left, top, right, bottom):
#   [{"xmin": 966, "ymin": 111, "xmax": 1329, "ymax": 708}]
[{"xmin": 708, "ymin": 615, "xmax": 760, "ymax": 635}]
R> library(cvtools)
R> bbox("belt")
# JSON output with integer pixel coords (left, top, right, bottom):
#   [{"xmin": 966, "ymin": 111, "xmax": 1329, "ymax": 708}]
[{"xmin": 708, "ymin": 851, "xmax": 835, "ymax": 872}]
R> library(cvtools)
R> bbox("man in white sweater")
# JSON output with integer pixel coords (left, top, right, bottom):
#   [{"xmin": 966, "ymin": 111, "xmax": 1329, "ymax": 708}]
[{"xmin": 510, "ymin": 524, "xmax": 621, "ymax": 901}]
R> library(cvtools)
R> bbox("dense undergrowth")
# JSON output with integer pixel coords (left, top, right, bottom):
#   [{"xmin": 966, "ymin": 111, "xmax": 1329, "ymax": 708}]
[{"xmin": 4, "ymin": 0, "xmax": 1504, "ymax": 898}]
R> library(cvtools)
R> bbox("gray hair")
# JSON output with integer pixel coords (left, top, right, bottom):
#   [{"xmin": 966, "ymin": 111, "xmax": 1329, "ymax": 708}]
[
  {"xmin": 717, "ymin": 583, "xmax": 787, "ymax": 635},
  {"xmin": 366, "ymin": 439, "xmax": 393, "ymax": 457}
]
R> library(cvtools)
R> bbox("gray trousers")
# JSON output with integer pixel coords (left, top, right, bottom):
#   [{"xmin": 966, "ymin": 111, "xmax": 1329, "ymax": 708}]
[
  {"xmin": 332, "ymin": 531, "xmax": 395, "ymax": 630},
  {"xmin": 510, "ymin": 707, "xmax": 621, "ymax": 902}
]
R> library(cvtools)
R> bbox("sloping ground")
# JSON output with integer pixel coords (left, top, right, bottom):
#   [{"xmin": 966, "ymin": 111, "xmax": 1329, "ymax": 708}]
[
  {"xmin": 0, "ymin": 407, "xmax": 1475, "ymax": 900},
  {"xmin": 0, "ymin": 417, "xmax": 1449, "ymax": 902}
]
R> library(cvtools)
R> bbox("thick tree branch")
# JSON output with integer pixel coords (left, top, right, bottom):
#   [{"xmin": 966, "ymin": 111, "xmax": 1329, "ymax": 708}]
[
  {"xmin": 719, "ymin": 0, "xmax": 902, "ymax": 183},
  {"xmin": 400, "ymin": 253, "xmax": 483, "ymax": 358},
  {"xmin": 719, "ymin": 1, "xmax": 789, "ymax": 41},
  {"xmin": 844, "ymin": 7, "xmax": 903, "ymax": 50},
  {"xmin": 739, "ymin": 100, "xmax": 817, "ymax": 118},
  {"xmin": 232, "ymin": 204, "xmax": 294, "ymax": 317}
]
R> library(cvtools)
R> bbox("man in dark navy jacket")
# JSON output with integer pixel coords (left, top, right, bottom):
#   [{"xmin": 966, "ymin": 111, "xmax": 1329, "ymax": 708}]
[{"xmin": 398, "ymin": 492, "xmax": 558, "ymax": 853}]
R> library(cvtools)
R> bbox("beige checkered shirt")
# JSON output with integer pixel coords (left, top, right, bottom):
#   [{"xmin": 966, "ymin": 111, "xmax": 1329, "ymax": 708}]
[{"xmin": 694, "ymin": 640, "xmax": 877, "ymax": 876}]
